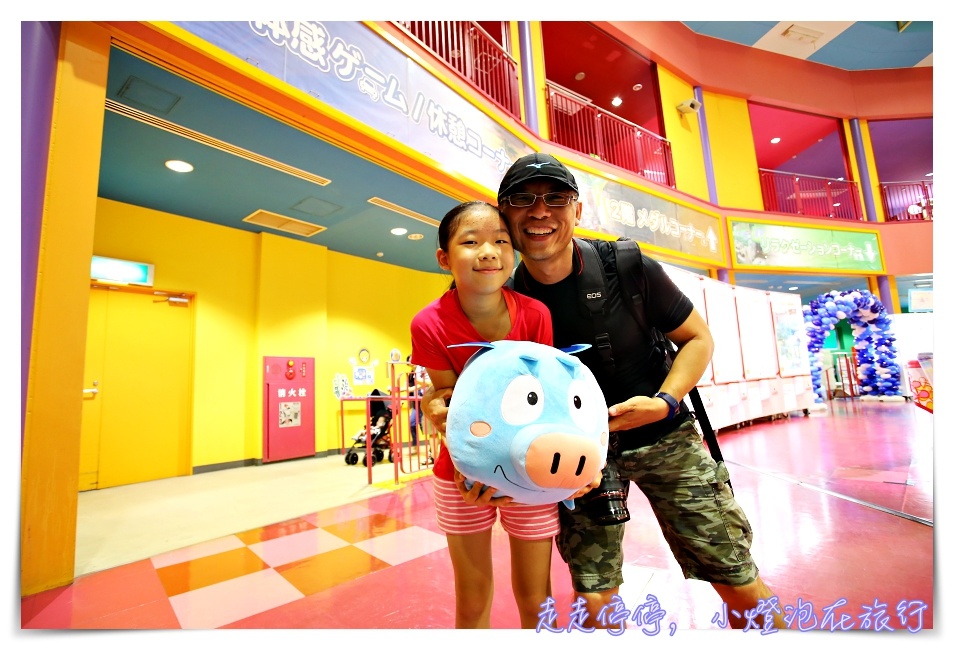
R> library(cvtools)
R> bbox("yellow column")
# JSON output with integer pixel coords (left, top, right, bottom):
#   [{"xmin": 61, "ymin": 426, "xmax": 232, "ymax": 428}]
[{"xmin": 21, "ymin": 22, "xmax": 110, "ymax": 595}]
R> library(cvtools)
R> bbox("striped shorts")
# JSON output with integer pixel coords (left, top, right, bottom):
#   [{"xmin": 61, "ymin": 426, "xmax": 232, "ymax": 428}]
[{"xmin": 432, "ymin": 476, "xmax": 560, "ymax": 540}]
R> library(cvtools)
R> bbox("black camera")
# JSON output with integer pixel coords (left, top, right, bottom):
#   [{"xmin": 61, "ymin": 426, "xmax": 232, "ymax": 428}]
[{"xmin": 579, "ymin": 462, "xmax": 630, "ymax": 525}]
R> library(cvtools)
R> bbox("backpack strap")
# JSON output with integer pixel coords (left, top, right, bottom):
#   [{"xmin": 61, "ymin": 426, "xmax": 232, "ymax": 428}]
[
  {"xmin": 574, "ymin": 238, "xmax": 617, "ymax": 376},
  {"xmin": 611, "ymin": 238, "xmax": 728, "ymax": 474}
]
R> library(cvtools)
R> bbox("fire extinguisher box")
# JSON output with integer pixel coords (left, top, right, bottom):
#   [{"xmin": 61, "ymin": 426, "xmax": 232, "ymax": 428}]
[{"xmin": 263, "ymin": 356, "xmax": 316, "ymax": 462}]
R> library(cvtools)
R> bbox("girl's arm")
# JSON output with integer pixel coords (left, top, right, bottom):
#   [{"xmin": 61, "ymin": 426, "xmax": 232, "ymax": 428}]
[{"xmin": 426, "ymin": 366, "xmax": 515, "ymax": 508}]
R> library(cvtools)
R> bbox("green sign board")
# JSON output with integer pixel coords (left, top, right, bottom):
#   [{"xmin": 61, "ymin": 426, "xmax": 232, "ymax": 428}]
[{"xmin": 729, "ymin": 219, "xmax": 883, "ymax": 273}]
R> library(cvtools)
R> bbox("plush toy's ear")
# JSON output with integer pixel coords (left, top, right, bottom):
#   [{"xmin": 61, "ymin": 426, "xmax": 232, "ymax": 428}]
[
  {"xmin": 448, "ymin": 342, "xmax": 496, "ymax": 351},
  {"xmin": 447, "ymin": 341, "xmax": 497, "ymax": 373},
  {"xmin": 559, "ymin": 344, "xmax": 591, "ymax": 356}
]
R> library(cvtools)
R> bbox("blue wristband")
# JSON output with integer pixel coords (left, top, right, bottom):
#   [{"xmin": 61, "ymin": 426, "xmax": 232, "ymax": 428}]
[{"xmin": 653, "ymin": 391, "xmax": 680, "ymax": 420}]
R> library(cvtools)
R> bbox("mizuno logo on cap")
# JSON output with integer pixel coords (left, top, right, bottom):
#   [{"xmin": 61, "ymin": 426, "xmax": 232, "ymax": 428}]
[{"xmin": 526, "ymin": 162, "xmax": 551, "ymax": 169}]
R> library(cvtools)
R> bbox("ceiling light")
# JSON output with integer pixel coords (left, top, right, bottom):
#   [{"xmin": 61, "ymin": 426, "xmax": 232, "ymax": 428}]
[
  {"xmin": 376, "ymin": 252, "xmax": 384, "ymax": 257},
  {"xmin": 574, "ymin": 72, "xmax": 586, "ymax": 81},
  {"xmin": 770, "ymin": 137, "xmax": 781, "ymax": 144},
  {"xmin": 408, "ymin": 233, "xmax": 424, "ymax": 240},
  {"xmin": 788, "ymin": 286, "xmax": 799, "ymax": 291},
  {"xmin": 390, "ymin": 227, "xmax": 408, "ymax": 236},
  {"xmin": 165, "ymin": 160, "xmax": 194, "ymax": 173},
  {"xmin": 632, "ymin": 84, "xmax": 642, "ymax": 91},
  {"xmin": 611, "ymin": 97, "xmax": 622, "ymax": 107}
]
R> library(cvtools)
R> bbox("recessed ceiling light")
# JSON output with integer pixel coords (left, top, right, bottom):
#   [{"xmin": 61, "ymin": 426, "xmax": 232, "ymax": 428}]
[
  {"xmin": 611, "ymin": 97, "xmax": 622, "ymax": 107},
  {"xmin": 770, "ymin": 137, "xmax": 781, "ymax": 144},
  {"xmin": 390, "ymin": 227, "xmax": 408, "ymax": 236},
  {"xmin": 788, "ymin": 286, "xmax": 799, "ymax": 291},
  {"xmin": 165, "ymin": 160, "xmax": 194, "ymax": 173},
  {"xmin": 408, "ymin": 233, "xmax": 424, "ymax": 240},
  {"xmin": 574, "ymin": 72, "xmax": 586, "ymax": 81},
  {"xmin": 632, "ymin": 84, "xmax": 643, "ymax": 91},
  {"xmin": 376, "ymin": 252, "xmax": 384, "ymax": 258}
]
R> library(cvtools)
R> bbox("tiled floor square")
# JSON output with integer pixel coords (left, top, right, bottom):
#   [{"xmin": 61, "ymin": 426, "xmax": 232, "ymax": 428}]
[
  {"xmin": 168, "ymin": 568, "xmax": 303, "ymax": 629},
  {"xmin": 302, "ymin": 503, "xmax": 375, "ymax": 527},
  {"xmin": 273, "ymin": 545, "xmax": 392, "ymax": 596},
  {"xmin": 156, "ymin": 547, "xmax": 269, "ymax": 597},
  {"xmin": 234, "ymin": 516, "xmax": 317, "ymax": 544},
  {"xmin": 352, "ymin": 525, "xmax": 447, "ymax": 565},
  {"xmin": 320, "ymin": 512, "xmax": 414, "ymax": 543},
  {"xmin": 151, "ymin": 535, "xmax": 246, "ymax": 569},
  {"xmin": 247, "ymin": 527, "xmax": 351, "ymax": 567}
]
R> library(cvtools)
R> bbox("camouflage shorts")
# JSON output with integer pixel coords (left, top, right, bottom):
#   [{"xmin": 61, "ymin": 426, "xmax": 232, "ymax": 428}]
[{"xmin": 556, "ymin": 420, "xmax": 758, "ymax": 593}]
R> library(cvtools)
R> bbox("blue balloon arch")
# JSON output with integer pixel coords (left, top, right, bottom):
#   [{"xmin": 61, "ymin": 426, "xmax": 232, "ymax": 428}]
[{"xmin": 802, "ymin": 289, "xmax": 903, "ymax": 402}]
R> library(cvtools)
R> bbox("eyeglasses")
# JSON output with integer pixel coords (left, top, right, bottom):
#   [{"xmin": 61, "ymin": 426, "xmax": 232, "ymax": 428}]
[{"xmin": 502, "ymin": 192, "xmax": 577, "ymax": 208}]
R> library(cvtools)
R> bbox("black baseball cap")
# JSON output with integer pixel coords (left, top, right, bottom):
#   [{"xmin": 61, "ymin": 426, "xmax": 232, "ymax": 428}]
[{"xmin": 497, "ymin": 153, "xmax": 579, "ymax": 202}]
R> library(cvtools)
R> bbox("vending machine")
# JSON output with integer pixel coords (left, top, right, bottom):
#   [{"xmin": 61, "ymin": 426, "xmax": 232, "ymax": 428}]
[{"xmin": 263, "ymin": 356, "xmax": 316, "ymax": 462}]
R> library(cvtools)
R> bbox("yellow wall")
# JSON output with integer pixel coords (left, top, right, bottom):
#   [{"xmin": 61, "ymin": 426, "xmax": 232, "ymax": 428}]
[
  {"xmin": 656, "ymin": 65, "xmax": 708, "ymax": 200},
  {"xmin": 256, "ymin": 233, "xmax": 329, "ymax": 458},
  {"xmin": 324, "ymin": 250, "xmax": 450, "ymax": 449},
  {"xmin": 702, "ymin": 92, "xmax": 764, "ymax": 211},
  {"xmin": 93, "ymin": 198, "xmax": 451, "ymax": 465},
  {"xmin": 94, "ymin": 199, "xmax": 260, "ymax": 466}
]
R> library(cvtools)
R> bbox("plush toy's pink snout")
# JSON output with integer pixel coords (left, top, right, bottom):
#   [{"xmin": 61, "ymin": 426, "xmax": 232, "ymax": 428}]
[{"xmin": 524, "ymin": 433, "xmax": 604, "ymax": 489}]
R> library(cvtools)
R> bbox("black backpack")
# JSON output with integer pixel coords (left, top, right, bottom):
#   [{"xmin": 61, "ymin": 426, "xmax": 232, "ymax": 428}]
[{"xmin": 572, "ymin": 237, "xmax": 730, "ymax": 489}]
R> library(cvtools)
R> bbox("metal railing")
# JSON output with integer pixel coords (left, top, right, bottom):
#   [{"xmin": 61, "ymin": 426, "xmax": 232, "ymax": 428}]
[
  {"xmin": 394, "ymin": 21, "xmax": 520, "ymax": 119},
  {"xmin": 546, "ymin": 82, "xmax": 674, "ymax": 187},
  {"xmin": 759, "ymin": 169, "xmax": 863, "ymax": 220},
  {"xmin": 880, "ymin": 181, "xmax": 933, "ymax": 221}
]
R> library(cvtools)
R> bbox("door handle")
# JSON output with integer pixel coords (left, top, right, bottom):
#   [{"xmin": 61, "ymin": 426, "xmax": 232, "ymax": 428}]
[{"xmin": 83, "ymin": 388, "xmax": 99, "ymax": 395}]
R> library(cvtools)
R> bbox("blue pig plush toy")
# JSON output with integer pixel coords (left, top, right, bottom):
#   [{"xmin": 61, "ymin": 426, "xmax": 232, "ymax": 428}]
[{"xmin": 446, "ymin": 340, "xmax": 609, "ymax": 509}]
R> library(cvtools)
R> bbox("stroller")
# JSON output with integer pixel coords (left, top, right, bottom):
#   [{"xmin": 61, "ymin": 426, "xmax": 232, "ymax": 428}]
[{"xmin": 344, "ymin": 389, "xmax": 393, "ymax": 466}]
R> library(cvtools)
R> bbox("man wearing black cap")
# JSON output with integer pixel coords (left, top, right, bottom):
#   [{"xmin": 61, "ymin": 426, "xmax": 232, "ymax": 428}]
[{"xmin": 425, "ymin": 152, "xmax": 785, "ymax": 630}]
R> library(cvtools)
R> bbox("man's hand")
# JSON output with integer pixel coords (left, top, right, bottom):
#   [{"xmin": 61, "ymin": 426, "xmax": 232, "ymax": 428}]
[
  {"xmin": 421, "ymin": 385, "xmax": 453, "ymax": 434},
  {"xmin": 454, "ymin": 469, "xmax": 515, "ymax": 507},
  {"xmin": 607, "ymin": 395, "xmax": 669, "ymax": 431},
  {"xmin": 567, "ymin": 472, "xmax": 603, "ymax": 500}
]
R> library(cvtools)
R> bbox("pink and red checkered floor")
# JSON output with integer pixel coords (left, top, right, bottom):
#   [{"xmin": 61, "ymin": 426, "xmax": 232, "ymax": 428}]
[{"xmin": 21, "ymin": 401, "xmax": 935, "ymax": 633}]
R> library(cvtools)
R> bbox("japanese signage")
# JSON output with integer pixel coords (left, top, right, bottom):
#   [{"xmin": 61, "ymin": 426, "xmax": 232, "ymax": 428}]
[
  {"xmin": 173, "ymin": 21, "xmax": 724, "ymax": 264},
  {"xmin": 575, "ymin": 167, "xmax": 724, "ymax": 264},
  {"xmin": 175, "ymin": 21, "xmax": 533, "ymax": 193},
  {"xmin": 728, "ymin": 218, "xmax": 883, "ymax": 273}
]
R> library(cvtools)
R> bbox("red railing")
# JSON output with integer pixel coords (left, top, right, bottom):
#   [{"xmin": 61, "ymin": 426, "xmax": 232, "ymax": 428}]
[
  {"xmin": 546, "ymin": 82, "xmax": 675, "ymax": 187},
  {"xmin": 759, "ymin": 169, "xmax": 863, "ymax": 220},
  {"xmin": 394, "ymin": 21, "xmax": 520, "ymax": 119},
  {"xmin": 880, "ymin": 181, "xmax": 933, "ymax": 221}
]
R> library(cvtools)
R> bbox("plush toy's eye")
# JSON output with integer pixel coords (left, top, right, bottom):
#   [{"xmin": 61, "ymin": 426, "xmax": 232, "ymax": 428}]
[
  {"xmin": 501, "ymin": 375, "xmax": 545, "ymax": 425},
  {"xmin": 567, "ymin": 378, "xmax": 604, "ymax": 431}
]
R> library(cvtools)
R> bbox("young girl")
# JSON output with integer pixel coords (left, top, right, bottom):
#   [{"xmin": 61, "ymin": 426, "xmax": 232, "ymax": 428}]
[{"xmin": 410, "ymin": 201, "xmax": 557, "ymax": 629}]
